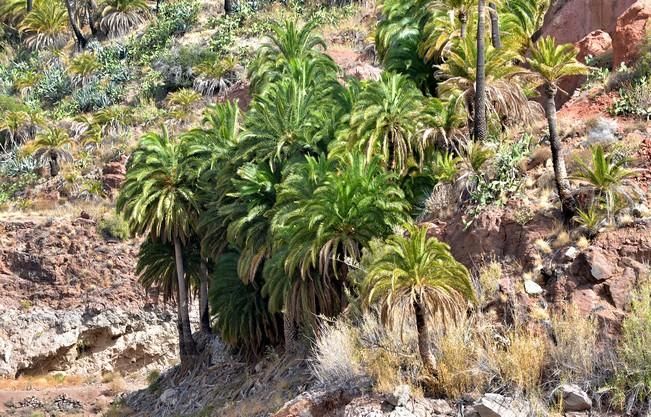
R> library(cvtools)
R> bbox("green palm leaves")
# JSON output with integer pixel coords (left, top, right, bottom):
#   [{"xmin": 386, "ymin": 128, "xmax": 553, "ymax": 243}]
[
  {"xmin": 99, "ymin": 0, "xmax": 150, "ymax": 38},
  {"xmin": 527, "ymin": 36, "xmax": 589, "ymax": 87},
  {"xmin": 117, "ymin": 128, "xmax": 198, "ymax": 244},
  {"xmin": 20, "ymin": 0, "xmax": 69, "ymax": 50},
  {"xmin": 33, "ymin": 127, "xmax": 73, "ymax": 177},
  {"xmin": 338, "ymin": 73, "xmax": 428, "ymax": 174}
]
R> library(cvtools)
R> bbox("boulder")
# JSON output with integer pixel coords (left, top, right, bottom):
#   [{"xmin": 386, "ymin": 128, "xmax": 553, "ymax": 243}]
[
  {"xmin": 524, "ymin": 279, "xmax": 544, "ymax": 295},
  {"xmin": 474, "ymin": 394, "xmax": 529, "ymax": 417},
  {"xmin": 606, "ymin": 267, "xmax": 636, "ymax": 310},
  {"xmin": 613, "ymin": 1, "xmax": 651, "ymax": 68},
  {"xmin": 101, "ymin": 155, "xmax": 128, "ymax": 195},
  {"xmin": 558, "ymin": 384, "xmax": 592, "ymax": 412},
  {"xmin": 540, "ymin": 0, "xmax": 637, "ymax": 44}
]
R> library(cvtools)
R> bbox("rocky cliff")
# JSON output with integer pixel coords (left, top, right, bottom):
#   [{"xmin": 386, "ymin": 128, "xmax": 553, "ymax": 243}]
[{"xmin": 0, "ymin": 215, "xmax": 179, "ymax": 379}]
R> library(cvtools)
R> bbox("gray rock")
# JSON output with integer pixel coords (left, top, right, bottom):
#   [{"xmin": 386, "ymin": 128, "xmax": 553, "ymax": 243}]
[
  {"xmin": 561, "ymin": 246, "xmax": 579, "ymax": 262},
  {"xmin": 559, "ymin": 384, "xmax": 592, "ymax": 412},
  {"xmin": 387, "ymin": 384, "xmax": 411, "ymax": 407},
  {"xmin": 474, "ymin": 394, "xmax": 529, "ymax": 417},
  {"xmin": 524, "ymin": 279, "xmax": 543, "ymax": 295},
  {"xmin": 426, "ymin": 399, "xmax": 455, "ymax": 415}
]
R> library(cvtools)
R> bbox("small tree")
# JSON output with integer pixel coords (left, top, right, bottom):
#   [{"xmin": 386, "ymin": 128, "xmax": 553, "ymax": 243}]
[
  {"xmin": 361, "ymin": 223, "xmax": 475, "ymax": 374},
  {"xmin": 33, "ymin": 127, "xmax": 73, "ymax": 177},
  {"xmin": 527, "ymin": 36, "xmax": 589, "ymax": 221}
]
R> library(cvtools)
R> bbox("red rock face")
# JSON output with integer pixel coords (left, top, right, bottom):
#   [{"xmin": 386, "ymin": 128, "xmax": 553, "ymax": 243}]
[
  {"xmin": 540, "ymin": 0, "xmax": 638, "ymax": 44},
  {"xmin": 612, "ymin": 0, "xmax": 651, "ymax": 68}
]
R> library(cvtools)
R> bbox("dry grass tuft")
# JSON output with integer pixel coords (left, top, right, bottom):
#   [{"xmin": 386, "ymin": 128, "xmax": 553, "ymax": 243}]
[
  {"xmin": 311, "ymin": 319, "xmax": 361, "ymax": 385},
  {"xmin": 549, "ymin": 304, "xmax": 597, "ymax": 385},
  {"xmin": 477, "ymin": 261, "xmax": 502, "ymax": 305}
]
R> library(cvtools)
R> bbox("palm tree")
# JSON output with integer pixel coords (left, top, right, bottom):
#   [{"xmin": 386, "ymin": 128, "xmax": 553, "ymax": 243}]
[
  {"xmin": 436, "ymin": 36, "xmax": 537, "ymax": 133},
  {"xmin": 247, "ymin": 19, "xmax": 334, "ymax": 94},
  {"xmin": 116, "ymin": 128, "xmax": 199, "ymax": 362},
  {"xmin": 501, "ymin": 0, "xmax": 549, "ymax": 51},
  {"xmin": 33, "ymin": 127, "xmax": 73, "ymax": 177},
  {"xmin": 64, "ymin": 0, "xmax": 88, "ymax": 49},
  {"xmin": 527, "ymin": 36, "xmax": 588, "ymax": 221},
  {"xmin": 474, "ymin": 0, "xmax": 487, "ymax": 141},
  {"xmin": 488, "ymin": 2, "xmax": 501, "ymax": 48},
  {"xmin": 571, "ymin": 145, "xmax": 640, "ymax": 223},
  {"xmin": 361, "ymin": 223, "xmax": 475, "ymax": 374},
  {"xmin": 98, "ymin": 0, "xmax": 150, "ymax": 38},
  {"xmin": 0, "ymin": 110, "xmax": 29, "ymax": 152},
  {"xmin": 19, "ymin": 1, "xmax": 69, "ymax": 50},
  {"xmin": 333, "ymin": 72, "xmax": 428, "ymax": 175},
  {"xmin": 429, "ymin": 0, "xmax": 475, "ymax": 38}
]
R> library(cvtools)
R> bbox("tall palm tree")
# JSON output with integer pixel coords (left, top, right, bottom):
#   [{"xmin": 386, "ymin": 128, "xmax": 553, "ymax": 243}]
[
  {"xmin": 116, "ymin": 128, "xmax": 199, "ymax": 362},
  {"xmin": 527, "ymin": 37, "xmax": 588, "ymax": 221},
  {"xmin": 488, "ymin": 2, "xmax": 501, "ymax": 48},
  {"xmin": 33, "ymin": 127, "xmax": 73, "ymax": 177},
  {"xmin": 361, "ymin": 223, "xmax": 475, "ymax": 374},
  {"xmin": 474, "ymin": 0, "xmax": 487, "ymax": 141}
]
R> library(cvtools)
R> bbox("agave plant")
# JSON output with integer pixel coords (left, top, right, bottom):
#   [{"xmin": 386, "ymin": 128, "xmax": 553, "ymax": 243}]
[
  {"xmin": 69, "ymin": 52, "xmax": 102, "ymax": 86},
  {"xmin": 98, "ymin": 0, "xmax": 151, "ymax": 38},
  {"xmin": 19, "ymin": 0, "xmax": 69, "ymax": 50}
]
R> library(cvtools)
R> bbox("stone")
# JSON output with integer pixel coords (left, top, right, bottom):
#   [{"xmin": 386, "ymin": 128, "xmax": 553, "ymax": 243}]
[
  {"xmin": 425, "ymin": 399, "xmax": 455, "ymax": 415},
  {"xmin": 387, "ymin": 384, "xmax": 411, "ymax": 407},
  {"xmin": 559, "ymin": 384, "xmax": 592, "ymax": 412},
  {"xmin": 474, "ymin": 394, "xmax": 528, "ymax": 417},
  {"xmin": 586, "ymin": 118, "xmax": 619, "ymax": 146},
  {"xmin": 606, "ymin": 267, "xmax": 636, "ymax": 310},
  {"xmin": 613, "ymin": 1, "xmax": 651, "ymax": 67},
  {"xmin": 561, "ymin": 247, "xmax": 580, "ymax": 263},
  {"xmin": 584, "ymin": 247, "xmax": 615, "ymax": 282},
  {"xmin": 524, "ymin": 279, "xmax": 544, "ymax": 295}
]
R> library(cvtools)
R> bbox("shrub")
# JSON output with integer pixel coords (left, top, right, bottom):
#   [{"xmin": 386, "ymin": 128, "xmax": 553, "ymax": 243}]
[
  {"xmin": 30, "ymin": 63, "xmax": 71, "ymax": 105},
  {"xmin": 98, "ymin": 213, "xmax": 130, "ymax": 240},
  {"xmin": 311, "ymin": 319, "xmax": 361, "ymax": 385},
  {"xmin": 72, "ymin": 80, "xmax": 124, "ymax": 112},
  {"xmin": 477, "ymin": 261, "xmax": 502, "ymax": 305},
  {"xmin": 491, "ymin": 329, "xmax": 547, "ymax": 394},
  {"xmin": 610, "ymin": 77, "xmax": 651, "ymax": 120},
  {"xmin": 611, "ymin": 279, "xmax": 651, "ymax": 413}
]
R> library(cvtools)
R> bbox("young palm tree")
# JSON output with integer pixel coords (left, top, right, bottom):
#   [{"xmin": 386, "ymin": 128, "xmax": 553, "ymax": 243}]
[
  {"xmin": 33, "ymin": 127, "xmax": 73, "ymax": 177},
  {"xmin": 69, "ymin": 51, "xmax": 101, "ymax": 86},
  {"xmin": 527, "ymin": 36, "xmax": 589, "ymax": 221},
  {"xmin": 361, "ymin": 223, "xmax": 475, "ymax": 374},
  {"xmin": 116, "ymin": 129, "xmax": 199, "ymax": 362},
  {"xmin": 0, "ymin": 110, "xmax": 29, "ymax": 152},
  {"xmin": 19, "ymin": 0, "xmax": 69, "ymax": 50},
  {"xmin": 572, "ymin": 145, "xmax": 640, "ymax": 223},
  {"xmin": 98, "ymin": 0, "xmax": 150, "ymax": 38},
  {"xmin": 335, "ymin": 72, "xmax": 428, "ymax": 175}
]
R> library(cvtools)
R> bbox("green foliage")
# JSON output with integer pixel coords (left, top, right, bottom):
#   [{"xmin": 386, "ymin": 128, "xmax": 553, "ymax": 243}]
[
  {"xmin": 99, "ymin": 213, "xmax": 132, "ymax": 241},
  {"xmin": 0, "ymin": 150, "xmax": 38, "ymax": 176},
  {"xmin": 19, "ymin": 0, "xmax": 69, "ymax": 50},
  {"xmin": 610, "ymin": 77, "xmax": 651, "ymax": 120},
  {"xmin": 31, "ymin": 63, "xmax": 71, "ymax": 105},
  {"xmin": 527, "ymin": 36, "xmax": 590, "ymax": 85},
  {"xmin": 574, "ymin": 205, "xmax": 605, "ymax": 238},
  {"xmin": 99, "ymin": 0, "xmax": 151, "ymax": 38},
  {"xmin": 210, "ymin": 250, "xmax": 282, "ymax": 356},
  {"xmin": 360, "ymin": 222, "xmax": 475, "ymax": 328},
  {"xmin": 571, "ymin": 145, "xmax": 640, "ymax": 221},
  {"xmin": 128, "ymin": 0, "xmax": 200, "ymax": 63},
  {"xmin": 431, "ymin": 150, "xmax": 460, "ymax": 183}
]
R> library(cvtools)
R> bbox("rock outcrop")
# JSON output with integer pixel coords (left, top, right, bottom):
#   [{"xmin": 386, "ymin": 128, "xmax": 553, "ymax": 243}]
[
  {"xmin": 612, "ymin": 1, "xmax": 651, "ymax": 67},
  {"xmin": 540, "ymin": 0, "xmax": 638, "ymax": 44},
  {"xmin": 0, "ymin": 216, "xmax": 180, "ymax": 378},
  {"xmin": 0, "ymin": 307, "xmax": 178, "ymax": 378},
  {"xmin": 102, "ymin": 154, "xmax": 128, "ymax": 197}
]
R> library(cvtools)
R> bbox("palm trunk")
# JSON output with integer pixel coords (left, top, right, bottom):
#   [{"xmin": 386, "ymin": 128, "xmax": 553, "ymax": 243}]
[
  {"xmin": 488, "ymin": 3, "xmax": 501, "ymax": 48},
  {"xmin": 26, "ymin": 0, "xmax": 33, "ymax": 12},
  {"xmin": 174, "ymin": 236, "xmax": 198, "ymax": 362},
  {"xmin": 49, "ymin": 154, "xmax": 60, "ymax": 177},
  {"xmin": 199, "ymin": 259, "xmax": 211, "ymax": 334},
  {"xmin": 473, "ymin": 0, "xmax": 488, "ymax": 142},
  {"xmin": 64, "ymin": 0, "xmax": 88, "ymax": 49},
  {"xmin": 414, "ymin": 299, "xmax": 437, "ymax": 375},
  {"xmin": 86, "ymin": 0, "xmax": 99, "ymax": 37},
  {"xmin": 224, "ymin": 0, "xmax": 233, "ymax": 14},
  {"xmin": 283, "ymin": 314, "xmax": 298, "ymax": 354},
  {"xmin": 543, "ymin": 83, "xmax": 576, "ymax": 222},
  {"xmin": 458, "ymin": 12, "xmax": 468, "ymax": 39}
]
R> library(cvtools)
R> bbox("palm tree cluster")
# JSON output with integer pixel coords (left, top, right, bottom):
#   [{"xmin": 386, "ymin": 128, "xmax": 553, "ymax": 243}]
[
  {"xmin": 1, "ymin": 0, "xmax": 152, "ymax": 50},
  {"xmin": 115, "ymin": 0, "xmax": 595, "ymax": 370},
  {"xmin": 116, "ymin": 19, "xmax": 480, "ymax": 367}
]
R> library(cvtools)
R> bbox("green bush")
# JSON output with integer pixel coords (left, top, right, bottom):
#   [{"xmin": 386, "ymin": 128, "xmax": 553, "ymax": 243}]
[
  {"xmin": 610, "ymin": 77, "xmax": 651, "ymax": 120},
  {"xmin": 98, "ymin": 213, "xmax": 131, "ymax": 240},
  {"xmin": 31, "ymin": 64, "xmax": 71, "ymax": 105},
  {"xmin": 73, "ymin": 80, "xmax": 124, "ymax": 112}
]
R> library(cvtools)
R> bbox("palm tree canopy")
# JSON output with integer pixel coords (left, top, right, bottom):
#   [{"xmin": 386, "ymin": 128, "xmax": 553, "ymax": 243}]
[
  {"xmin": 116, "ymin": 128, "xmax": 199, "ymax": 244},
  {"xmin": 32, "ymin": 127, "xmax": 73, "ymax": 162},
  {"xmin": 361, "ymin": 223, "xmax": 475, "ymax": 328},
  {"xmin": 527, "ymin": 36, "xmax": 589, "ymax": 86}
]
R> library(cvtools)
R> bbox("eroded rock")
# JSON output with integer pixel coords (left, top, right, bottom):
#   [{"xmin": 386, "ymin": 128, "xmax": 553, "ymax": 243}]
[{"xmin": 613, "ymin": 0, "xmax": 651, "ymax": 67}]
